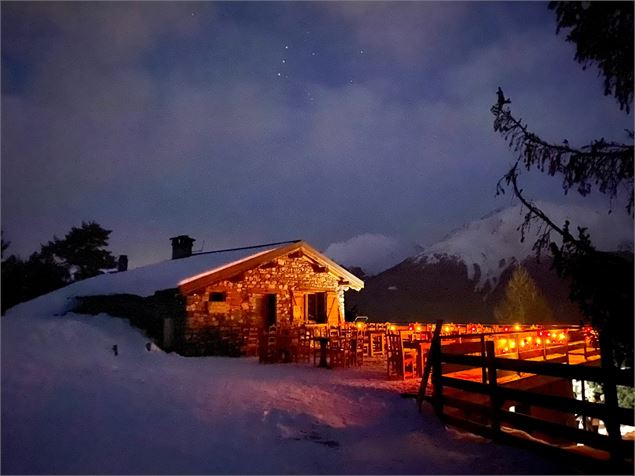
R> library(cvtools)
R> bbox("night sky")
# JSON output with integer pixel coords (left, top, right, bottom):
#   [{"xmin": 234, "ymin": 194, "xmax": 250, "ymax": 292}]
[{"xmin": 2, "ymin": 2, "xmax": 632, "ymax": 269}]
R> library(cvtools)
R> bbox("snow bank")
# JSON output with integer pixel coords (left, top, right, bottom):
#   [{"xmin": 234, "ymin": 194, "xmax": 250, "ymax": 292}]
[{"xmin": 2, "ymin": 306, "xmax": 572, "ymax": 474}]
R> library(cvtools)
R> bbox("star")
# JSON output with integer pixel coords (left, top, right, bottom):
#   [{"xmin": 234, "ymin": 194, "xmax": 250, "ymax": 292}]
[
  {"xmin": 284, "ymin": 45, "xmax": 289, "ymax": 49},
  {"xmin": 360, "ymin": 49, "xmax": 365, "ymax": 54},
  {"xmin": 277, "ymin": 72, "xmax": 281, "ymax": 77},
  {"xmin": 282, "ymin": 59, "xmax": 286, "ymax": 64},
  {"xmin": 311, "ymin": 52, "xmax": 316, "ymax": 56}
]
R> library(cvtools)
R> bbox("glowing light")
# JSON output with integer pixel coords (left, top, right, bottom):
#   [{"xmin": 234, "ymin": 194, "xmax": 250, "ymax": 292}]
[
  {"xmin": 498, "ymin": 338, "xmax": 507, "ymax": 348},
  {"xmin": 443, "ymin": 325, "xmax": 451, "ymax": 333},
  {"xmin": 536, "ymin": 337, "xmax": 542, "ymax": 345},
  {"xmin": 526, "ymin": 336, "xmax": 532, "ymax": 342},
  {"xmin": 389, "ymin": 325, "xmax": 396, "ymax": 331},
  {"xmin": 546, "ymin": 338, "xmax": 551, "ymax": 345},
  {"xmin": 510, "ymin": 341, "xmax": 516, "ymax": 349},
  {"xmin": 558, "ymin": 333, "xmax": 566, "ymax": 341},
  {"xmin": 415, "ymin": 325, "xmax": 422, "ymax": 332},
  {"xmin": 514, "ymin": 324, "xmax": 521, "ymax": 331},
  {"xmin": 520, "ymin": 340, "xmax": 526, "ymax": 348}
]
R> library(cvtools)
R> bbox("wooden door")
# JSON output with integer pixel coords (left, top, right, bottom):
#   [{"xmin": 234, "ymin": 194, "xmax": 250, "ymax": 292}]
[{"xmin": 255, "ymin": 294, "xmax": 277, "ymax": 327}]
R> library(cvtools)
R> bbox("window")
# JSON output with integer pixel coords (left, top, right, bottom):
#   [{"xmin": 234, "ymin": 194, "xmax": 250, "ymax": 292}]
[
  {"xmin": 306, "ymin": 292, "xmax": 326, "ymax": 324},
  {"xmin": 209, "ymin": 292, "xmax": 226, "ymax": 302}
]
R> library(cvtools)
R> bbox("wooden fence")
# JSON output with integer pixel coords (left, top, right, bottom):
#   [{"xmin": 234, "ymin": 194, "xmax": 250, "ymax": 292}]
[{"xmin": 421, "ymin": 331, "xmax": 634, "ymax": 468}]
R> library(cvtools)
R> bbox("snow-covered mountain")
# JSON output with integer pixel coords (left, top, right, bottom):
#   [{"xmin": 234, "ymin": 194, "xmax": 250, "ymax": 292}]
[
  {"xmin": 348, "ymin": 203, "xmax": 633, "ymax": 323},
  {"xmin": 414, "ymin": 202, "xmax": 633, "ymax": 292}
]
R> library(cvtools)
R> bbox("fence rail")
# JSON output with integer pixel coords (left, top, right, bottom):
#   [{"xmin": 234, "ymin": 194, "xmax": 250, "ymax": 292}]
[{"xmin": 423, "ymin": 331, "xmax": 634, "ymax": 467}]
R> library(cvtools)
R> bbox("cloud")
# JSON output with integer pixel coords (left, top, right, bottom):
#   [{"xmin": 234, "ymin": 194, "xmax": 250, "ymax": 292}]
[
  {"xmin": 323, "ymin": 233, "xmax": 420, "ymax": 275},
  {"xmin": 2, "ymin": 2, "xmax": 631, "ymax": 270},
  {"xmin": 324, "ymin": 2, "xmax": 469, "ymax": 65}
]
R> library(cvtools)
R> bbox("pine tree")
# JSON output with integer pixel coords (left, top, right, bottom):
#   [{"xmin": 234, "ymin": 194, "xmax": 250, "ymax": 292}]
[
  {"xmin": 1, "ymin": 221, "xmax": 116, "ymax": 314},
  {"xmin": 44, "ymin": 221, "xmax": 117, "ymax": 281},
  {"xmin": 494, "ymin": 265, "xmax": 553, "ymax": 324},
  {"xmin": 490, "ymin": 2, "xmax": 633, "ymax": 358}
]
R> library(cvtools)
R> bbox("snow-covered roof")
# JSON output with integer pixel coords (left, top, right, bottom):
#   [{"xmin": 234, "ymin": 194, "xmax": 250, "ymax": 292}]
[{"xmin": 5, "ymin": 240, "xmax": 363, "ymax": 317}]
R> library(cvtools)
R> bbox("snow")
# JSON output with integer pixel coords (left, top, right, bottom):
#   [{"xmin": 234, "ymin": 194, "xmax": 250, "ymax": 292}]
[
  {"xmin": 2, "ymin": 305, "xmax": 574, "ymax": 473},
  {"xmin": 0, "ymin": 232, "xmax": 589, "ymax": 474},
  {"xmin": 4, "ymin": 245, "xmax": 285, "ymax": 317},
  {"xmin": 414, "ymin": 202, "xmax": 633, "ymax": 291}
]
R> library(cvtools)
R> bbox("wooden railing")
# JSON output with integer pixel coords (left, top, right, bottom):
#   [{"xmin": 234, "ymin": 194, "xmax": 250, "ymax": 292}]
[{"xmin": 423, "ymin": 333, "xmax": 634, "ymax": 467}]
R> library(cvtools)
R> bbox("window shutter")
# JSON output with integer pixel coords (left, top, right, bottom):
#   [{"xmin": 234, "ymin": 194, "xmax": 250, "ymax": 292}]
[
  {"xmin": 291, "ymin": 291, "xmax": 305, "ymax": 323},
  {"xmin": 326, "ymin": 292, "xmax": 342, "ymax": 325}
]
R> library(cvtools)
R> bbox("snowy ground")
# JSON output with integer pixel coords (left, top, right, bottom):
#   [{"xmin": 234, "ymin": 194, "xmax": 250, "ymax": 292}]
[{"xmin": 2, "ymin": 304, "xmax": 578, "ymax": 474}]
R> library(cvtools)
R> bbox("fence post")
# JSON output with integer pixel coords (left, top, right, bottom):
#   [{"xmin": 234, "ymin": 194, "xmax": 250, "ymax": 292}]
[
  {"xmin": 542, "ymin": 335, "xmax": 547, "ymax": 360},
  {"xmin": 480, "ymin": 335, "xmax": 487, "ymax": 384},
  {"xmin": 486, "ymin": 340, "xmax": 500, "ymax": 435},
  {"xmin": 431, "ymin": 337, "xmax": 443, "ymax": 418},
  {"xmin": 599, "ymin": 331, "xmax": 622, "ymax": 462},
  {"xmin": 417, "ymin": 319, "xmax": 443, "ymax": 412}
]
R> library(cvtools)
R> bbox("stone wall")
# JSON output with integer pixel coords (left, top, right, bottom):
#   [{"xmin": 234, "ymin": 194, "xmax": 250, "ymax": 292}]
[{"xmin": 181, "ymin": 254, "xmax": 347, "ymax": 356}]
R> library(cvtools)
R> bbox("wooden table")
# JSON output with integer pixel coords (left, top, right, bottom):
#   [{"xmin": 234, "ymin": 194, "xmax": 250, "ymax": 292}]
[
  {"xmin": 403, "ymin": 340, "xmax": 430, "ymax": 377},
  {"xmin": 312, "ymin": 336, "xmax": 330, "ymax": 368}
]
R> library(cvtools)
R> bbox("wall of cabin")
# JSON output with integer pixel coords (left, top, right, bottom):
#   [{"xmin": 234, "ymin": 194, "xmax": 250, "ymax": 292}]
[{"xmin": 179, "ymin": 254, "xmax": 347, "ymax": 356}]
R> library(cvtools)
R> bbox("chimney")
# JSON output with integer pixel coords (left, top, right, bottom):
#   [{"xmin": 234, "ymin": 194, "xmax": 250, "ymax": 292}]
[
  {"xmin": 170, "ymin": 235, "xmax": 195, "ymax": 259},
  {"xmin": 117, "ymin": 255, "xmax": 128, "ymax": 272}
]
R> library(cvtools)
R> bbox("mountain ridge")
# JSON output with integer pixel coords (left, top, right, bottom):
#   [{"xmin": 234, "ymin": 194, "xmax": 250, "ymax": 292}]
[{"xmin": 345, "ymin": 203, "xmax": 633, "ymax": 324}]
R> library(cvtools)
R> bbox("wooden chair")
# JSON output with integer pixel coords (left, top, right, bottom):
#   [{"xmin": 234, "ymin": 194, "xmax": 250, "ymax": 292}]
[
  {"xmin": 245, "ymin": 327, "xmax": 259, "ymax": 357},
  {"xmin": 277, "ymin": 327, "xmax": 293, "ymax": 363},
  {"xmin": 329, "ymin": 329, "xmax": 352, "ymax": 368},
  {"xmin": 309, "ymin": 326, "xmax": 325, "ymax": 365},
  {"xmin": 350, "ymin": 328, "xmax": 365, "ymax": 366},
  {"xmin": 295, "ymin": 326, "xmax": 312, "ymax": 363},
  {"xmin": 386, "ymin": 332, "xmax": 416, "ymax": 380},
  {"xmin": 259, "ymin": 325, "xmax": 278, "ymax": 363}
]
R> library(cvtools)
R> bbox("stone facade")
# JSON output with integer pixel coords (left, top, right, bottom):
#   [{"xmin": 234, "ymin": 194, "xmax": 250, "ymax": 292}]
[{"xmin": 180, "ymin": 254, "xmax": 348, "ymax": 356}]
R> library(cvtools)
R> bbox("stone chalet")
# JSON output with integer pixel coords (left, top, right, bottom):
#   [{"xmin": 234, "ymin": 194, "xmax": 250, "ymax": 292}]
[{"xmin": 74, "ymin": 237, "xmax": 364, "ymax": 356}]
